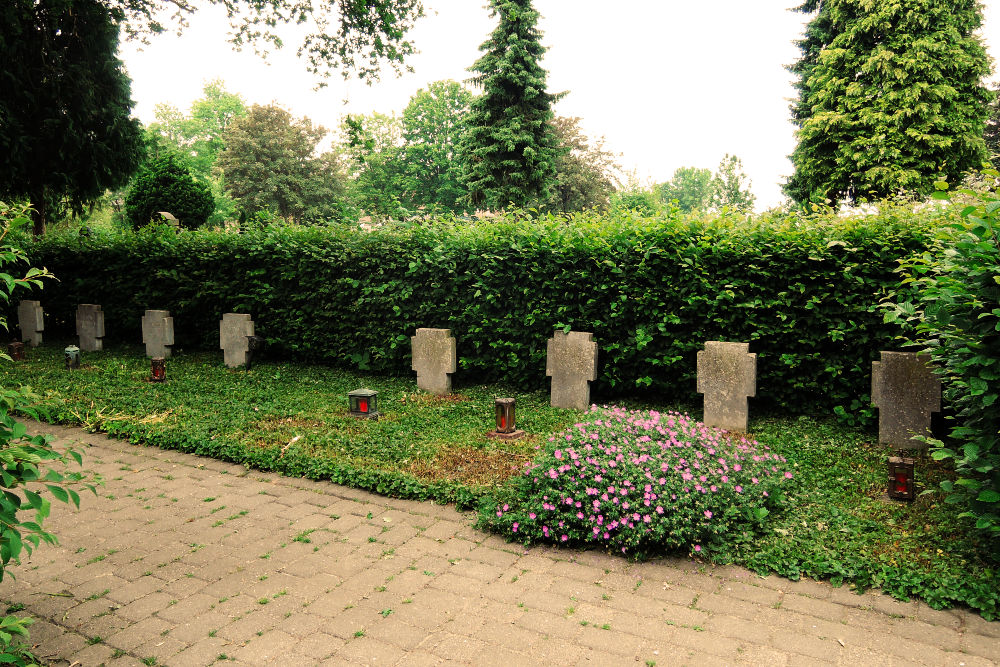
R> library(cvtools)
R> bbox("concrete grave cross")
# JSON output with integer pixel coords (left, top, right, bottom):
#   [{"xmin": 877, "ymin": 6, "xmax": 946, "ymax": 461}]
[
  {"xmin": 410, "ymin": 328, "xmax": 457, "ymax": 395},
  {"xmin": 220, "ymin": 313, "xmax": 255, "ymax": 368},
  {"xmin": 697, "ymin": 341, "xmax": 757, "ymax": 432},
  {"xmin": 76, "ymin": 304, "xmax": 105, "ymax": 352},
  {"xmin": 141, "ymin": 309, "xmax": 174, "ymax": 358},
  {"xmin": 16, "ymin": 300, "xmax": 44, "ymax": 347},
  {"xmin": 872, "ymin": 351, "xmax": 941, "ymax": 450},
  {"xmin": 546, "ymin": 330, "xmax": 598, "ymax": 410}
]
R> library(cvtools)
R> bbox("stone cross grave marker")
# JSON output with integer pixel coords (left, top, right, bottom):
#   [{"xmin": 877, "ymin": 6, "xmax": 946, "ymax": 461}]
[
  {"xmin": 697, "ymin": 341, "xmax": 757, "ymax": 432},
  {"xmin": 410, "ymin": 328, "xmax": 457, "ymax": 395},
  {"xmin": 220, "ymin": 313, "xmax": 255, "ymax": 368},
  {"xmin": 872, "ymin": 351, "xmax": 941, "ymax": 450},
  {"xmin": 546, "ymin": 330, "xmax": 598, "ymax": 410},
  {"xmin": 141, "ymin": 310, "xmax": 174, "ymax": 358},
  {"xmin": 76, "ymin": 304, "xmax": 105, "ymax": 352},
  {"xmin": 17, "ymin": 300, "xmax": 44, "ymax": 347}
]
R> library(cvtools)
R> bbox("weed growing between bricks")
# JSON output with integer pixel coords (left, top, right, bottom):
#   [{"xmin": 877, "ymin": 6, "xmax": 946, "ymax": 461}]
[{"xmin": 2, "ymin": 346, "xmax": 998, "ymax": 618}]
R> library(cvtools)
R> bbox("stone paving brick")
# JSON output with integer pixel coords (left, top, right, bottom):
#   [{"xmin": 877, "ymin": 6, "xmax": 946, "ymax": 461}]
[
  {"xmin": 66, "ymin": 640, "xmax": 118, "ymax": 666},
  {"xmin": 961, "ymin": 631, "xmax": 1000, "ymax": 662},
  {"xmin": 106, "ymin": 617, "xmax": 173, "ymax": 651},
  {"xmin": 232, "ymin": 628, "xmax": 300, "ymax": 663},
  {"xmin": 13, "ymin": 422, "xmax": 999, "ymax": 667},
  {"xmin": 173, "ymin": 636, "xmax": 238, "ymax": 664}
]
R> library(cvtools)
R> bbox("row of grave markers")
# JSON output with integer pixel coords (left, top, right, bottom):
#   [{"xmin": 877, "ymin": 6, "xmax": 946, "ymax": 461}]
[
  {"xmin": 15, "ymin": 302, "xmax": 940, "ymax": 449},
  {"xmin": 413, "ymin": 328, "xmax": 941, "ymax": 451}
]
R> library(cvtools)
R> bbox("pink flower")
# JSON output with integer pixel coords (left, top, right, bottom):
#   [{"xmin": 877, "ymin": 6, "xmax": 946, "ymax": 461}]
[
  {"xmin": 512, "ymin": 522, "xmax": 519, "ymax": 532},
  {"xmin": 694, "ymin": 545, "xmax": 702, "ymax": 552},
  {"xmin": 784, "ymin": 471, "xmax": 793, "ymax": 479},
  {"xmin": 529, "ymin": 512, "xmax": 536, "ymax": 519},
  {"xmin": 704, "ymin": 510, "xmax": 713, "ymax": 519},
  {"xmin": 561, "ymin": 534, "xmax": 568, "ymax": 542}
]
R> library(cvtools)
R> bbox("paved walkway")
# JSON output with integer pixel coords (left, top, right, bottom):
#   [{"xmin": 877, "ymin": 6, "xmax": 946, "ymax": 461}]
[{"xmin": 2, "ymin": 423, "xmax": 998, "ymax": 667}]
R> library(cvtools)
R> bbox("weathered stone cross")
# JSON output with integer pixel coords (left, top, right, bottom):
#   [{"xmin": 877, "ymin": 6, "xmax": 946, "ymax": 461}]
[
  {"xmin": 17, "ymin": 300, "xmax": 44, "ymax": 347},
  {"xmin": 697, "ymin": 341, "xmax": 757, "ymax": 432},
  {"xmin": 76, "ymin": 304, "xmax": 105, "ymax": 352},
  {"xmin": 220, "ymin": 313, "xmax": 255, "ymax": 368},
  {"xmin": 872, "ymin": 351, "xmax": 941, "ymax": 450},
  {"xmin": 141, "ymin": 310, "xmax": 174, "ymax": 358},
  {"xmin": 546, "ymin": 330, "xmax": 598, "ymax": 410},
  {"xmin": 410, "ymin": 328, "xmax": 457, "ymax": 395}
]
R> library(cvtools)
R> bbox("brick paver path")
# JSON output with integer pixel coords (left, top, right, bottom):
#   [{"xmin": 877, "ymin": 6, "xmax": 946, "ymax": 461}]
[{"xmin": 3, "ymin": 423, "xmax": 998, "ymax": 666}]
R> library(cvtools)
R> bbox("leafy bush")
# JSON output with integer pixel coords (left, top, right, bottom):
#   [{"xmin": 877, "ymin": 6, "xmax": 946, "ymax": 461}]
[
  {"xmin": 0, "ymin": 202, "xmax": 98, "ymax": 665},
  {"xmin": 478, "ymin": 407, "xmax": 793, "ymax": 558},
  {"xmin": 887, "ymin": 181, "xmax": 1000, "ymax": 546},
  {"xmin": 14, "ymin": 203, "xmax": 953, "ymax": 417},
  {"xmin": 124, "ymin": 154, "xmax": 214, "ymax": 229}
]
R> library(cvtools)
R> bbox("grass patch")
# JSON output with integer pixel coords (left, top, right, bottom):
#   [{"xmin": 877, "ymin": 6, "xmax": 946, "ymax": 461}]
[
  {"xmin": 3, "ymin": 345, "xmax": 571, "ymax": 505},
  {"xmin": 3, "ymin": 345, "xmax": 998, "ymax": 617}
]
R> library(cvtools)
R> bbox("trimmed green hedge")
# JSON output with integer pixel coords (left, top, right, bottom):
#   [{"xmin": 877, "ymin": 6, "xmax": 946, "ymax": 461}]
[{"xmin": 14, "ymin": 206, "xmax": 954, "ymax": 416}]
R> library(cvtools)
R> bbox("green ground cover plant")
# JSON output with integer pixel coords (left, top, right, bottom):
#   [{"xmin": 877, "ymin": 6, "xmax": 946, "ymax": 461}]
[{"xmin": 2, "ymin": 345, "xmax": 997, "ymax": 618}]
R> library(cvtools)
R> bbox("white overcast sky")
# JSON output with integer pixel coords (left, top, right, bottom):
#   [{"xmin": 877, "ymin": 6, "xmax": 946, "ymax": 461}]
[{"xmin": 119, "ymin": 1, "xmax": 1000, "ymax": 211}]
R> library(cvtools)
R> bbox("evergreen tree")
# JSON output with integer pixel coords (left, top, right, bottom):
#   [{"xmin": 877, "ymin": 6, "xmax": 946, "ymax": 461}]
[
  {"xmin": 461, "ymin": 0, "xmax": 559, "ymax": 210},
  {"xmin": 124, "ymin": 154, "xmax": 215, "ymax": 229},
  {"xmin": 785, "ymin": 0, "xmax": 991, "ymax": 204},
  {"xmin": 0, "ymin": 0, "xmax": 144, "ymax": 234}
]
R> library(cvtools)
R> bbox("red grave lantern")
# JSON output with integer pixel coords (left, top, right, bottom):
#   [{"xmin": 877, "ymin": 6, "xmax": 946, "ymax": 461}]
[{"xmin": 887, "ymin": 456, "xmax": 915, "ymax": 501}]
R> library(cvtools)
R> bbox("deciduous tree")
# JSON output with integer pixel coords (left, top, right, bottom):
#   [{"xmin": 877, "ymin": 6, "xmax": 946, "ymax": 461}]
[
  {"xmin": 711, "ymin": 154, "xmax": 755, "ymax": 212},
  {"xmin": 109, "ymin": 0, "xmax": 424, "ymax": 81},
  {"xmin": 785, "ymin": 0, "xmax": 991, "ymax": 204},
  {"xmin": 659, "ymin": 167, "xmax": 714, "ymax": 212},
  {"xmin": 546, "ymin": 116, "xmax": 620, "ymax": 212},
  {"xmin": 218, "ymin": 104, "xmax": 348, "ymax": 223},
  {"xmin": 401, "ymin": 80, "xmax": 473, "ymax": 212}
]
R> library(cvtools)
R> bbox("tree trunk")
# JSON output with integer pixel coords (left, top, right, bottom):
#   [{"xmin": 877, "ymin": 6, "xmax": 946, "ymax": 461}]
[{"xmin": 29, "ymin": 188, "xmax": 46, "ymax": 236}]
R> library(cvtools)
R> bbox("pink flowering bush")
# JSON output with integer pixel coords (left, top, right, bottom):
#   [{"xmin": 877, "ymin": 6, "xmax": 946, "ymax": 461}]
[{"xmin": 479, "ymin": 406, "xmax": 794, "ymax": 558}]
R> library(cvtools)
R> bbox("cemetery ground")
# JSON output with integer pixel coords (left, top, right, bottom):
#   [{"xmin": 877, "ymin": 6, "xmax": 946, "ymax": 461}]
[{"xmin": 0, "ymin": 344, "xmax": 998, "ymax": 662}]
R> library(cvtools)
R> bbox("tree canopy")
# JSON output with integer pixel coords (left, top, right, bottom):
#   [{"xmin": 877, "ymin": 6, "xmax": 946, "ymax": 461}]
[
  {"xmin": 109, "ymin": 0, "xmax": 425, "ymax": 82},
  {"xmin": 785, "ymin": 0, "xmax": 991, "ymax": 204},
  {"xmin": 0, "ymin": 0, "xmax": 144, "ymax": 234},
  {"xmin": 218, "ymin": 104, "xmax": 348, "ymax": 223},
  {"xmin": 546, "ymin": 116, "xmax": 620, "ymax": 212}
]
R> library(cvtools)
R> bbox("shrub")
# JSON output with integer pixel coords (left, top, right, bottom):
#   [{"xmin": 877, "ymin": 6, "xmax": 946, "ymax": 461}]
[
  {"xmin": 0, "ymin": 202, "xmax": 98, "ymax": 665},
  {"xmin": 887, "ymin": 180, "xmax": 1000, "ymax": 546},
  {"xmin": 124, "ymin": 154, "xmax": 214, "ymax": 229},
  {"xmin": 478, "ymin": 407, "xmax": 793, "ymax": 559}
]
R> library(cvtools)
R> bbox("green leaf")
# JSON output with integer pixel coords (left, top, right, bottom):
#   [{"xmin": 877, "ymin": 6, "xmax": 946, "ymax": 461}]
[
  {"xmin": 45, "ymin": 485, "xmax": 69, "ymax": 504},
  {"xmin": 976, "ymin": 490, "xmax": 1000, "ymax": 503}
]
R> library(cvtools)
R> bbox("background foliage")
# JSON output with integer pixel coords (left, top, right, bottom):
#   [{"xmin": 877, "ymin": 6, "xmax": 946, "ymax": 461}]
[
  {"xmin": 785, "ymin": 0, "xmax": 991, "ymax": 204},
  {"xmin": 9, "ymin": 204, "xmax": 955, "ymax": 418},
  {"xmin": 124, "ymin": 154, "xmax": 215, "ymax": 229},
  {"xmin": 886, "ymin": 180, "xmax": 1000, "ymax": 545}
]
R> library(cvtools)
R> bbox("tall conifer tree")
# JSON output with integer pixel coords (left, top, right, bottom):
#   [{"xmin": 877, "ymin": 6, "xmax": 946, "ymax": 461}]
[
  {"xmin": 461, "ymin": 0, "xmax": 558, "ymax": 210},
  {"xmin": 785, "ymin": 0, "xmax": 991, "ymax": 205}
]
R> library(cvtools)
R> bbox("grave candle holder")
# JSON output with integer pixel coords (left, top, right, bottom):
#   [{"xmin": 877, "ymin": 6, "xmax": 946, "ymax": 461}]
[
  {"xmin": 887, "ymin": 456, "xmax": 915, "ymax": 501},
  {"xmin": 488, "ymin": 397, "xmax": 525, "ymax": 440},
  {"xmin": 495, "ymin": 398, "xmax": 516, "ymax": 433},
  {"xmin": 348, "ymin": 389, "xmax": 379, "ymax": 420},
  {"xmin": 64, "ymin": 345, "xmax": 81, "ymax": 369},
  {"xmin": 150, "ymin": 357, "xmax": 166, "ymax": 383},
  {"xmin": 245, "ymin": 335, "xmax": 263, "ymax": 371},
  {"xmin": 7, "ymin": 341, "xmax": 24, "ymax": 361}
]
